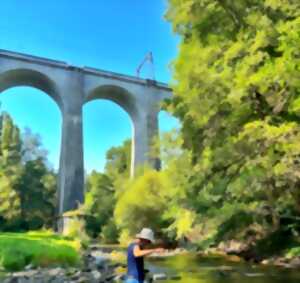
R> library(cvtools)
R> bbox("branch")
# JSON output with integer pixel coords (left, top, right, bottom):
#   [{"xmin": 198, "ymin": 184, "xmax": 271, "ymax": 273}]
[{"xmin": 216, "ymin": 0, "xmax": 245, "ymax": 29}]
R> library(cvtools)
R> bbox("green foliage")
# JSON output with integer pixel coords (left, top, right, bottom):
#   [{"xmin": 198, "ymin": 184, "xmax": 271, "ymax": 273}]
[
  {"xmin": 286, "ymin": 246, "xmax": 300, "ymax": 258},
  {"xmin": 163, "ymin": 0, "xmax": 300, "ymax": 248},
  {"xmin": 83, "ymin": 139, "xmax": 132, "ymax": 241},
  {"xmin": 63, "ymin": 215, "xmax": 90, "ymax": 249},
  {"xmin": 114, "ymin": 169, "xmax": 169, "ymax": 235},
  {"xmin": 112, "ymin": 132, "xmax": 193, "ymax": 243},
  {"xmin": 1, "ymin": 251, "xmax": 26, "ymax": 271},
  {"xmin": 101, "ymin": 220, "xmax": 119, "ymax": 244},
  {"xmin": 0, "ymin": 112, "xmax": 57, "ymax": 231},
  {"xmin": 0, "ymin": 232, "xmax": 80, "ymax": 271},
  {"xmin": 18, "ymin": 158, "xmax": 57, "ymax": 229},
  {"xmin": 252, "ymin": 229, "xmax": 297, "ymax": 257},
  {"xmin": 84, "ymin": 171, "xmax": 116, "ymax": 239},
  {"xmin": 103, "ymin": 131, "xmax": 194, "ymax": 243},
  {"xmin": 105, "ymin": 139, "xmax": 131, "ymax": 179},
  {"xmin": 80, "ymin": 0, "xmax": 300, "ymax": 254},
  {"xmin": 0, "ymin": 113, "xmax": 22, "ymax": 221}
]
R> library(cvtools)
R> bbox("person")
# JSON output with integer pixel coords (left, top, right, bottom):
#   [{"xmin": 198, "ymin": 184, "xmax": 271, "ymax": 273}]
[{"xmin": 125, "ymin": 228, "xmax": 164, "ymax": 283}]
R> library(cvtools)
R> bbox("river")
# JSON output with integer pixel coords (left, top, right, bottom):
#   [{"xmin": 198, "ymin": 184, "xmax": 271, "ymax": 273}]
[{"xmin": 146, "ymin": 253, "xmax": 300, "ymax": 283}]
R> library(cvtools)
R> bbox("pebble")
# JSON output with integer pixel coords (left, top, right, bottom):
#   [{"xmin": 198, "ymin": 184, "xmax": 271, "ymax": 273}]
[{"xmin": 152, "ymin": 273, "xmax": 168, "ymax": 280}]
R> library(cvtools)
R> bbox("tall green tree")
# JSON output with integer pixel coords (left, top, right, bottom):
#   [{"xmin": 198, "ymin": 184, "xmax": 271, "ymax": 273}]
[
  {"xmin": 105, "ymin": 139, "xmax": 131, "ymax": 199},
  {"xmin": 105, "ymin": 139, "xmax": 131, "ymax": 178},
  {"xmin": 21, "ymin": 128, "xmax": 48, "ymax": 163},
  {"xmin": 84, "ymin": 171, "xmax": 116, "ymax": 238},
  {"xmin": 18, "ymin": 158, "xmax": 57, "ymax": 229},
  {"xmin": 165, "ymin": 0, "xmax": 300, "ymax": 243},
  {"xmin": 0, "ymin": 113, "xmax": 22, "ymax": 222},
  {"xmin": 0, "ymin": 112, "xmax": 57, "ymax": 230}
]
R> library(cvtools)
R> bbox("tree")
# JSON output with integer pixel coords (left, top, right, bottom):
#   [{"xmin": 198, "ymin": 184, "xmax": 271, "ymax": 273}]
[
  {"xmin": 84, "ymin": 171, "xmax": 116, "ymax": 239},
  {"xmin": 21, "ymin": 128, "xmax": 48, "ymax": 163},
  {"xmin": 105, "ymin": 139, "xmax": 131, "ymax": 178},
  {"xmin": 105, "ymin": 139, "xmax": 132, "ymax": 199},
  {"xmin": 114, "ymin": 169, "xmax": 170, "ymax": 240},
  {"xmin": 18, "ymin": 158, "xmax": 57, "ymax": 229},
  {"xmin": 165, "ymin": 0, "xmax": 300, "ymax": 244},
  {"xmin": 0, "ymin": 113, "xmax": 22, "ymax": 222},
  {"xmin": 0, "ymin": 112, "xmax": 57, "ymax": 230}
]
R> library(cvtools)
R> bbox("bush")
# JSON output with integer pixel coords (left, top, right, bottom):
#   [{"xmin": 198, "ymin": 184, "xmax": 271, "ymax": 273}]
[
  {"xmin": 114, "ymin": 169, "xmax": 169, "ymax": 236},
  {"xmin": 0, "ymin": 250, "xmax": 26, "ymax": 271},
  {"xmin": 63, "ymin": 216, "xmax": 90, "ymax": 249},
  {"xmin": 101, "ymin": 220, "xmax": 119, "ymax": 244},
  {"xmin": 84, "ymin": 215, "xmax": 102, "ymax": 238},
  {"xmin": 286, "ymin": 247, "xmax": 300, "ymax": 258},
  {"xmin": 118, "ymin": 229, "xmax": 131, "ymax": 245},
  {"xmin": 0, "ymin": 232, "xmax": 81, "ymax": 271}
]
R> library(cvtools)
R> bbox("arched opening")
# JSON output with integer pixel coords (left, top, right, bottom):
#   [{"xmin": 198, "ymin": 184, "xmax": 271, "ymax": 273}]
[
  {"xmin": 0, "ymin": 86, "xmax": 62, "ymax": 169},
  {"xmin": 0, "ymin": 67, "xmax": 63, "ymax": 170},
  {"xmin": 85, "ymin": 85, "xmax": 138, "ymax": 177},
  {"xmin": 0, "ymin": 86, "xmax": 62, "ymax": 230},
  {"xmin": 83, "ymin": 98, "xmax": 132, "ymax": 238},
  {"xmin": 0, "ymin": 69, "xmax": 63, "ymax": 111},
  {"xmin": 82, "ymin": 87, "xmax": 175, "ymax": 239},
  {"xmin": 83, "ymin": 99, "xmax": 132, "ymax": 174},
  {"xmin": 85, "ymin": 85, "xmax": 138, "ymax": 119}
]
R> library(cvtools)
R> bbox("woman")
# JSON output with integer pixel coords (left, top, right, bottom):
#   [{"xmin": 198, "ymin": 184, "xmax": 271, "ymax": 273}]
[{"xmin": 126, "ymin": 228, "xmax": 164, "ymax": 283}]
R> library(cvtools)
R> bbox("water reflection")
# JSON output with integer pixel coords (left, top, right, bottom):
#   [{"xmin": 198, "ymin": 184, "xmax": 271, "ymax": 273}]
[{"xmin": 147, "ymin": 254, "xmax": 300, "ymax": 283}]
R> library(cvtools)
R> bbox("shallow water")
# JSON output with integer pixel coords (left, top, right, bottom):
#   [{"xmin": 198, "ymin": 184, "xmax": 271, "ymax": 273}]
[{"xmin": 146, "ymin": 254, "xmax": 300, "ymax": 283}]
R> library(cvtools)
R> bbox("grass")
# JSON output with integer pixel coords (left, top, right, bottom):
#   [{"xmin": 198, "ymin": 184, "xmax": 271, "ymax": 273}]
[
  {"xmin": 0, "ymin": 231, "xmax": 81, "ymax": 271},
  {"xmin": 285, "ymin": 246, "xmax": 300, "ymax": 258}
]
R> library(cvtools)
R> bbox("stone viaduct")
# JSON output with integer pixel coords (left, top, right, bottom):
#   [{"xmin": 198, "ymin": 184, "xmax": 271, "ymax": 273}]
[{"xmin": 0, "ymin": 49, "xmax": 172, "ymax": 218}]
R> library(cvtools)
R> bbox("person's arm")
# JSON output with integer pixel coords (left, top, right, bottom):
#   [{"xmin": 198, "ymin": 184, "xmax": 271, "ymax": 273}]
[{"xmin": 133, "ymin": 245, "xmax": 164, "ymax": 257}]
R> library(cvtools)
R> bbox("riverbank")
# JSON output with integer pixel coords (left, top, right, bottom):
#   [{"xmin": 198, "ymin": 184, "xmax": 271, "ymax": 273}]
[
  {"xmin": 1, "ymin": 244, "xmax": 173, "ymax": 283},
  {"xmin": 199, "ymin": 239, "xmax": 300, "ymax": 269},
  {"xmin": 1, "ymin": 246, "xmax": 127, "ymax": 283},
  {"xmin": 2, "ymin": 239, "xmax": 300, "ymax": 282}
]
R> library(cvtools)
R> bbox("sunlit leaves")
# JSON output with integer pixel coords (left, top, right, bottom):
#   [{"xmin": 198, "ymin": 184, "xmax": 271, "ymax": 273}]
[
  {"xmin": 165, "ymin": 0, "xmax": 300, "ymax": 242},
  {"xmin": 114, "ymin": 170, "xmax": 170, "ymax": 234}
]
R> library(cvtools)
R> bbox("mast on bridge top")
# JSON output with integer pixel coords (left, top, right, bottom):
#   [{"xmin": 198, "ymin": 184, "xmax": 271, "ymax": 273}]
[{"xmin": 136, "ymin": 52, "xmax": 156, "ymax": 81}]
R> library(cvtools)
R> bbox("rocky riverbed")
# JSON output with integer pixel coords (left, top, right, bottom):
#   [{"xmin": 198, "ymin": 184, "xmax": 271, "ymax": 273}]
[
  {"xmin": 1, "ymin": 246, "xmax": 126, "ymax": 283},
  {"xmin": 1, "ymin": 257, "xmax": 123, "ymax": 282},
  {"xmin": 0, "ymin": 245, "xmax": 181, "ymax": 283}
]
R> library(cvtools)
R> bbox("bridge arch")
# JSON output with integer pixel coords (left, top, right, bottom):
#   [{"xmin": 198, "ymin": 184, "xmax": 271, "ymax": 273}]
[
  {"xmin": 85, "ymin": 84, "xmax": 143, "ymax": 177},
  {"xmin": 0, "ymin": 68, "xmax": 67, "ymax": 218},
  {"xmin": 85, "ymin": 84, "xmax": 139, "ymax": 120},
  {"xmin": 0, "ymin": 68, "xmax": 63, "ymax": 111}
]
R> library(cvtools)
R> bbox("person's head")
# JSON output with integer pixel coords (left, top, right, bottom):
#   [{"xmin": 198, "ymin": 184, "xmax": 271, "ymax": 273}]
[{"xmin": 135, "ymin": 228, "xmax": 155, "ymax": 246}]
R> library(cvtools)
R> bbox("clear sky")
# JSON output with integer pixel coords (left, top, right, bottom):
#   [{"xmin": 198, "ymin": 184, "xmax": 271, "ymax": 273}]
[{"xmin": 0, "ymin": 0, "xmax": 179, "ymax": 172}]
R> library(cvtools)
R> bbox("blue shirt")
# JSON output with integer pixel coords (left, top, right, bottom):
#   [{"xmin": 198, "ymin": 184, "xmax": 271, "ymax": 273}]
[{"xmin": 127, "ymin": 242, "xmax": 144, "ymax": 282}]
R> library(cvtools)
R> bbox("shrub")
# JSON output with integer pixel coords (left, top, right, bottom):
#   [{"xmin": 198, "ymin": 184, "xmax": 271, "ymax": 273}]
[
  {"xmin": 286, "ymin": 247, "xmax": 300, "ymax": 258},
  {"xmin": 0, "ymin": 232, "xmax": 81, "ymax": 271},
  {"xmin": 63, "ymin": 216, "xmax": 90, "ymax": 249},
  {"xmin": 101, "ymin": 220, "xmax": 119, "ymax": 244},
  {"xmin": 114, "ymin": 169, "xmax": 169, "ymax": 236},
  {"xmin": 0, "ymin": 250, "xmax": 26, "ymax": 271}
]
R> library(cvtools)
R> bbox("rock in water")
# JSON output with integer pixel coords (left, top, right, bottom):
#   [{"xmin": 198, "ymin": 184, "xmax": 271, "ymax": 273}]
[
  {"xmin": 94, "ymin": 255, "xmax": 110, "ymax": 269},
  {"xmin": 244, "ymin": 273, "xmax": 265, "ymax": 277},
  {"xmin": 91, "ymin": 270, "xmax": 102, "ymax": 280},
  {"xmin": 153, "ymin": 273, "xmax": 167, "ymax": 281}
]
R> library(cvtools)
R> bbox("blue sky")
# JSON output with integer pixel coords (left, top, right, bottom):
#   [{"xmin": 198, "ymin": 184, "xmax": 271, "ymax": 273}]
[{"xmin": 0, "ymin": 0, "xmax": 179, "ymax": 172}]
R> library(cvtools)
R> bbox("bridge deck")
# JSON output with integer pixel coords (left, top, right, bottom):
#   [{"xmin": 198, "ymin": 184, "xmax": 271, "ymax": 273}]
[{"xmin": 0, "ymin": 49, "xmax": 171, "ymax": 91}]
